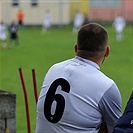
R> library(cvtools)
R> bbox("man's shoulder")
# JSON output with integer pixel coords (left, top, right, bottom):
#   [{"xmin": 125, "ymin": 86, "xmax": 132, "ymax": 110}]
[
  {"xmin": 98, "ymin": 70, "xmax": 114, "ymax": 85},
  {"xmin": 52, "ymin": 59, "xmax": 73, "ymax": 67}
]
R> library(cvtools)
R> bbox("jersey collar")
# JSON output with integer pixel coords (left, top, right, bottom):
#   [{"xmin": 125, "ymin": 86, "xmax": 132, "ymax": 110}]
[{"xmin": 75, "ymin": 56, "xmax": 100, "ymax": 70}]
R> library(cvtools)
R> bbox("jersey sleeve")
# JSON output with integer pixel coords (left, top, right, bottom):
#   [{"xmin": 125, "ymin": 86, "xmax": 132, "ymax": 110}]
[{"xmin": 98, "ymin": 83, "xmax": 122, "ymax": 133}]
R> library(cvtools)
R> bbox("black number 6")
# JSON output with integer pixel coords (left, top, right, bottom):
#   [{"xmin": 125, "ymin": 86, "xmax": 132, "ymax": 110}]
[{"xmin": 44, "ymin": 78, "xmax": 70, "ymax": 123}]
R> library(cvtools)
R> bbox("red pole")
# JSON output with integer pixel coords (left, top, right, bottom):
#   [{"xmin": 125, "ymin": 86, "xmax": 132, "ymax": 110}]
[
  {"xmin": 32, "ymin": 69, "xmax": 38, "ymax": 104},
  {"xmin": 19, "ymin": 68, "xmax": 31, "ymax": 133}
]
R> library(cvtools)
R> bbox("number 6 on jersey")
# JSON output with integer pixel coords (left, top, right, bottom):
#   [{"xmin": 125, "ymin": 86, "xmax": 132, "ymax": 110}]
[{"xmin": 44, "ymin": 78, "xmax": 70, "ymax": 123}]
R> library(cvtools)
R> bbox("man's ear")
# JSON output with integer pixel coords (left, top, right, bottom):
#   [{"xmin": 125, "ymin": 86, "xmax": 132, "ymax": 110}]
[
  {"xmin": 74, "ymin": 44, "xmax": 78, "ymax": 53},
  {"xmin": 105, "ymin": 46, "xmax": 110, "ymax": 57}
]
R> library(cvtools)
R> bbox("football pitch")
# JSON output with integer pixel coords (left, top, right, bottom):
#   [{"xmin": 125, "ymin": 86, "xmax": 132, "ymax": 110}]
[{"xmin": 0, "ymin": 25, "xmax": 132, "ymax": 132}]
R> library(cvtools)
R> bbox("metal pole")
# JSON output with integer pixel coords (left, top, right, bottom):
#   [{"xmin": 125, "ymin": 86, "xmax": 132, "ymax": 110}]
[
  {"xmin": 32, "ymin": 69, "xmax": 38, "ymax": 104},
  {"xmin": 19, "ymin": 68, "xmax": 31, "ymax": 133}
]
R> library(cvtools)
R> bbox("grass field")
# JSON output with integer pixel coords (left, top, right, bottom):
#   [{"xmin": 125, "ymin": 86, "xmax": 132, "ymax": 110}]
[{"xmin": 0, "ymin": 25, "xmax": 132, "ymax": 132}]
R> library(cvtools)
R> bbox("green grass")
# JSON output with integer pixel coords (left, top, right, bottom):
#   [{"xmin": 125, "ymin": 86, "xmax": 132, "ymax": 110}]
[{"xmin": 0, "ymin": 25, "xmax": 132, "ymax": 132}]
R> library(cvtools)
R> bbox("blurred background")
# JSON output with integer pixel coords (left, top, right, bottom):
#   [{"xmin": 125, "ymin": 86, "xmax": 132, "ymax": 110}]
[{"xmin": 1, "ymin": 0, "xmax": 133, "ymax": 26}]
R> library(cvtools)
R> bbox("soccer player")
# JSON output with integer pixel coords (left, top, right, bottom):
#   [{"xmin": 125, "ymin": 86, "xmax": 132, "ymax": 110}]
[
  {"xmin": 0, "ymin": 21, "xmax": 7, "ymax": 49},
  {"xmin": 72, "ymin": 10, "xmax": 84, "ymax": 33},
  {"xmin": 36, "ymin": 23, "xmax": 122, "ymax": 133},
  {"xmin": 112, "ymin": 13, "xmax": 126, "ymax": 41},
  {"xmin": 42, "ymin": 10, "xmax": 52, "ymax": 32},
  {"xmin": 9, "ymin": 21, "xmax": 19, "ymax": 47},
  {"xmin": 17, "ymin": 9, "xmax": 24, "ymax": 29}
]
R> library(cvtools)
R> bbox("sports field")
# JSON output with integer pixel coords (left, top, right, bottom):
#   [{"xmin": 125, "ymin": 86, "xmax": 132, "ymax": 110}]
[{"xmin": 0, "ymin": 24, "xmax": 132, "ymax": 132}]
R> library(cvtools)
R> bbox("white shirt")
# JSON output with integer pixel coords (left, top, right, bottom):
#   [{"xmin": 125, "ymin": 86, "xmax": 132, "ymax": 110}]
[
  {"xmin": 43, "ymin": 12, "xmax": 52, "ymax": 28},
  {"xmin": 36, "ymin": 56, "xmax": 122, "ymax": 133},
  {"xmin": 0, "ymin": 24, "xmax": 7, "ymax": 40},
  {"xmin": 74, "ymin": 12, "xmax": 84, "ymax": 27},
  {"xmin": 113, "ymin": 16, "xmax": 126, "ymax": 33}
]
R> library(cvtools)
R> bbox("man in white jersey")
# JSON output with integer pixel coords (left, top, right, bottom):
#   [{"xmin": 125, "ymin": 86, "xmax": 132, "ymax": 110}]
[
  {"xmin": 72, "ymin": 10, "xmax": 84, "ymax": 34},
  {"xmin": 0, "ymin": 21, "xmax": 7, "ymax": 49},
  {"xmin": 112, "ymin": 14, "xmax": 126, "ymax": 41},
  {"xmin": 42, "ymin": 10, "xmax": 52, "ymax": 32},
  {"xmin": 36, "ymin": 23, "xmax": 122, "ymax": 133}
]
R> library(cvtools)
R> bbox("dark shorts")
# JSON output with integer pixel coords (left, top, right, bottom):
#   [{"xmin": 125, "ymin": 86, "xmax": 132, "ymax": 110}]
[
  {"xmin": 18, "ymin": 20, "xmax": 23, "ymax": 26},
  {"xmin": 11, "ymin": 33, "xmax": 17, "ymax": 40}
]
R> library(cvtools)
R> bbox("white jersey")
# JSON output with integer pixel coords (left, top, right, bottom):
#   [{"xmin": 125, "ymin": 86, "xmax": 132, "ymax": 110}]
[
  {"xmin": 74, "ymin": 12, "xmax": 84, "ymax": 27},
  {"xmin": 43, "ymin": 12, "xmax": 52, "ymax": 28},
  {"xmin": 36, "ymin": 56, "xmax": 122, "ymax": 133},
  {"xmin": 0, "ymin": 24, "xmax": 7, "ymax": 40},
  {"xmin": 113, "ymin": 16, "xmax": 126, "ymax": 33}
]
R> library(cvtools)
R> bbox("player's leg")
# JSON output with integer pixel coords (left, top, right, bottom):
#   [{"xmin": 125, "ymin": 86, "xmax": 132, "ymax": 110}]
[
  {"xmin": 8, "ymin": 33, "xmax": 14, "ymax": 47},
  {"xmin": 0, "ymin": 35, "xmax": 7, "ymax": 49},
  {"xmin": 42, "ymin": 25, "xmax": 46, "ymax": 32},
  {"xmin": 15, "ymin": 34, "xmax": 19, "ymax": 46},
  {"xmin": 2, "ymin": 39, "xmax": 7, "ymax": 49}
]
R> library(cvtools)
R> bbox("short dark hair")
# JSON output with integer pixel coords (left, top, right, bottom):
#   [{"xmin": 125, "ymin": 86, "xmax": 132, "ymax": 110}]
[{"xmin": 77, "ymin": 23, "xmax": 108, "ymax": 52}]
